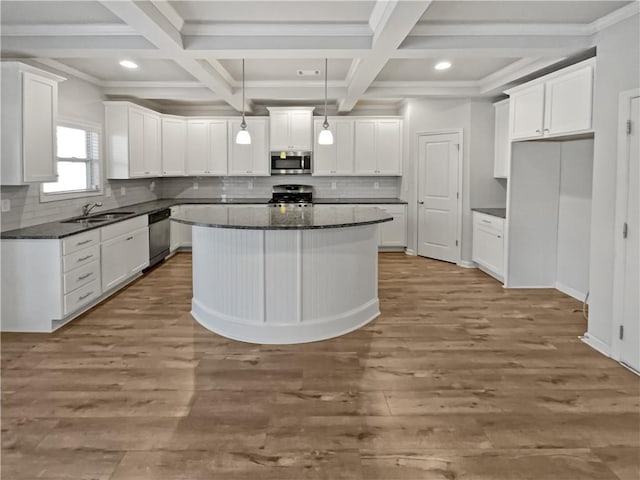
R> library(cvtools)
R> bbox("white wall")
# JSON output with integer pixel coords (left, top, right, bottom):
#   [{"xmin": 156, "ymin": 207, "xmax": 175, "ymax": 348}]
[
  {"xmin": 556, "ymin": 139, "xmax": 593, "ymax": 299},
  {"xmin": 401, "ymin": 98, "xmax": 505, "ymax": 261},
  {"xmin": 587, "ymin": 14, "xmax": 640, "ymax": 349}
]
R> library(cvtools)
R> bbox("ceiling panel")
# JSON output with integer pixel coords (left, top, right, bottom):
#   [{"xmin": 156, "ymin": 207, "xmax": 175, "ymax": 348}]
[
  {"xmin": 219, "ymin": 58, "xmax": 353, "ymax": 82},
  {"xmin": 0, "ymin": 0, "xmax": 124, "ymax": 25},
  {"xmin": 56, "ymin": 58, "xmax": 196, "ymax": 82},
  {"xmin": 419, "ymin": 1, "xmax": 632, "ymax": 24},
  {"xmin": 171, "ymin": 1, "xmax": 375, "ymax": 22},
  {"xmin": 376, "ymin": 58, "xmax": 519, "ymax": 82}
]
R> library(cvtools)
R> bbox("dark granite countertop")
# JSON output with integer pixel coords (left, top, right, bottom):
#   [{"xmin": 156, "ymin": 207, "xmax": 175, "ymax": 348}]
[
  {"xmin": 472, "ymin": 207, "xmax": 507, "ymax": 219},
  {"xmin": 1, "ymin": 198, "xmax": 403, "ymax": 239},
  {"xmin": 172, "ymin": 205, "xmax": 393, "ymax": 230}
]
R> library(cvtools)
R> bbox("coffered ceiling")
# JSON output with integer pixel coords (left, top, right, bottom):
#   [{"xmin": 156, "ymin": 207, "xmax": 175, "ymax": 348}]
[{"xmin": 1, "ymin": 0, "xmax": 637, "ymax": 113}]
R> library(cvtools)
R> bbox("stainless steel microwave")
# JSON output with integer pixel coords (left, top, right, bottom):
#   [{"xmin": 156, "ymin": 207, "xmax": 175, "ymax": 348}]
[{"xmin": 270, "ymin": 151, "xmax": 312, "ymax": 175}]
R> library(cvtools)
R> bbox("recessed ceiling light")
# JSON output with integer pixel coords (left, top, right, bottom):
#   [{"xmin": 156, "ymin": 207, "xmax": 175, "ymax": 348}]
[
  {"xmin": 434, "ymin": 61, "xmax": 451, "ymax": 71},
  {"xmin": 119, "ymin": 60, "xmax": 138, "ymax": 69}
]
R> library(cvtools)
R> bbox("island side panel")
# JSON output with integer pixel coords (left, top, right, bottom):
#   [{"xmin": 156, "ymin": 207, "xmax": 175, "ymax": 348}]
[{"xmin": 264, "ymin": 229, "xmax": 302, "ymax": 324}]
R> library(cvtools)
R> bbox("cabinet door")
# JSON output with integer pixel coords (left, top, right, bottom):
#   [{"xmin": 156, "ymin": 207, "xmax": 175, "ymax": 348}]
[
  {"xmin": 269, "ymin": 111, "xmax": 290, "ymax": 150},
  {"xmin": 229, "ymin": 118, "xmax": 269, "ymax": 176},
  {"xmin": 510, "ymin": 84, "xmax": 545, "ymax": 140},
  {"xmin": 493, "ymin": 101, "xmax": 509, "ymax": 178},
  {"xmin": 101, "ymin": 236, "xmax": 130, "ymax": 291},
  {"xmin": 186, "ymin": 120, "xmax": 208, "ymax": 175},
  {"xmin": 207, "ymin": 120, "xmax": 228, "ymax": 175},
  {"xmin": 22, "ymin": 72, "xmax": 57, "ymax": 182},
  {"xmin": 126, "ymin": 227, "xmax": 149, "ymax": 274},
  {"xmin": 161, "ymin": 117, "xmax": 186, "ymax": 176},
  {"xmin": 143, "ymin": 113, "xmax": 161, "ymax": 176},
  {"xmin": 313, "ymin": 119, "xmax": 337, "ymax": 175},
  {"xmin": 289, "ymin": 110, "xmax": 312, "ymax": 150},
  {"xmin": 472, "ymin": 225, "xmax": 504, "ymax": 277},
  {"xmin": 354, "ymin": 120, "xmax": 377, "ymax": 174},
  {"xmin": 334, "ymin": 119, "xmax": 355, "ymax": 175},
  {"xmin": 376, "ymin": 119, "xmax": 402, "ymax": 175},
  {"xmin": 544, "ymin": 65, "xmax": 593, "ymax": 136},
  {"xmin": 375, "ymin": 205, "xmax": 407, "ymax": 247},
  {"xmin": 128, "ymin": 109, "xmax": 146, "ymax": 177}
]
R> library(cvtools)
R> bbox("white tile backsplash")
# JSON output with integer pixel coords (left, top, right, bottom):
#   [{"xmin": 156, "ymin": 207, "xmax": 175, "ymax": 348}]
[{"xmin": 1, "ymin": 176, "xmax": 400, "ymax": 232}]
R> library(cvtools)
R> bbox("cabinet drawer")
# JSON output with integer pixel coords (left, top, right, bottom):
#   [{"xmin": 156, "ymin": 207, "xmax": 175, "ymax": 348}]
[
  {"xmin": 63, "ymin": 260, "xmax": 100, "ymax": 294},
  {"xmin": 63, "ymin": 279, "xmax": 99, "ymax": 315},
  {"xmin": 473, "ymin": 212, "xmax": 504, "ymax": 233},
  {"xmin": 101, "ymin": 215, "xmax": 147, "ymax": 242},
  {"xmin": 62, "ymin": 229, "xmax": 100, "ymax": 255},
  {"xmin": 62, "ymin": 244, "xmax": 99, "ymax": 273}
]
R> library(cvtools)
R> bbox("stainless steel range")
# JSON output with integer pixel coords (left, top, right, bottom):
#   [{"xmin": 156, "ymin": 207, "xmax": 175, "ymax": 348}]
[{"xmin": 268, "ymin": 184, "xmax": 313, "ymax": 207}]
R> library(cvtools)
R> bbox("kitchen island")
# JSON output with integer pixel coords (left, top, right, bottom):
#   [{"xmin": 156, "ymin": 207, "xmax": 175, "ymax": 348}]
[{"xmin": 171, "ymin": 204, "xmax": 392, "ymax": 344}]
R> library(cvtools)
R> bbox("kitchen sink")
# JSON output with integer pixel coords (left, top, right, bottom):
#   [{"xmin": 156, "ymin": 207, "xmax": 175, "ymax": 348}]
[
  {"xmin": 88, "ymin": 212, "xmax": 134, "ymax": 220},
  {"xmin": 61, "ymin": 212, "xmax": 134, "ymax": 224}
]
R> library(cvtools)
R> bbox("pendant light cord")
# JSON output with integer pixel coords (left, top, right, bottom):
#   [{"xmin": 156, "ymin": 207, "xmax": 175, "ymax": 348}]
[
  {"xmin": 323, "ymin": 58, "xmax": 329, "ymax": 128},
  {"xmin": 241, "ymin": 58, "xmax": 246, "ymax": 128}
]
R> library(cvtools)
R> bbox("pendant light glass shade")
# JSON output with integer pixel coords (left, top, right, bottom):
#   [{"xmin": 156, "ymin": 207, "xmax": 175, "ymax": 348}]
[
  {"xmin": 236, "ymin": 58, "xmax": 251, "ymax": 144},
  {"xmin": 318, "ymin": 58, "xmax": 334, "ymax": 145}
]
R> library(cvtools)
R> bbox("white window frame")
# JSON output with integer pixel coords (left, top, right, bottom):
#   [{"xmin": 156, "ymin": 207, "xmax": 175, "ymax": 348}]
[{"xmin": 40, "ymin": 117, "xmax": 103, "ymax": 203}]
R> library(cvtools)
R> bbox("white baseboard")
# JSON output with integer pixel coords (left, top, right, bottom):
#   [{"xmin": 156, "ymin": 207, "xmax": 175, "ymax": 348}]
[
  {"xmin": 581, "ymin": 333, "xmax": 611, "ymax": 358},
  {"xmin": 555, "ymin": 282, "xmax": 587, "ymax": 302},
  {"xmin": 405, "ymin": 249, "xmax": 416, "ymax": 256},
  {"xmin": 457, "ymin": 260, "xmax": 476, "ymax": 269}
]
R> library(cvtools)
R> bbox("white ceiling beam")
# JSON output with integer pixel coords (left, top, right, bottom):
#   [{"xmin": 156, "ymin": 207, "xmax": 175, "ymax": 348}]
[
  {"xmin": 32, "ymin": 58, "xmax": 105, "ymax": 86},
  {"xmin": 182, "ymin": 22, "xmax": 371, "ymax": 37},
  {"xmin": 363, "ymin": 85, "xmax": 481, "ymax": 98},
  {"xmin": 1, "ymin": 24, "xmax": 135, "ymax": 36},
  {"xmin": 339, "ymin": 0, "xmax": 433, "ymax": 112},
  {"xmin": 100, "ymin": 0, "xmax": 244, "ymax": 112}
]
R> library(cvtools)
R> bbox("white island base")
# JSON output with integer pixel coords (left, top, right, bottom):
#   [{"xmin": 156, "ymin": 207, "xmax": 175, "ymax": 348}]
[{"xmin": 191, "ymin": 224, "xmax": 380, "ymax": 344}]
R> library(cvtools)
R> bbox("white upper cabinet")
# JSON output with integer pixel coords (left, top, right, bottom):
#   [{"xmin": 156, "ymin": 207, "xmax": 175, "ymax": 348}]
[
  {"xmin": 267, "ymin": 107, "xmax": 314, "ymax": 151},
  {"xmin": 161, "ymin": 116, "xmax": 186, "ymax": 176},
  {"xmin": 493, "ymin": 99, "xmax": 509, "ymax": 179},
  {"xmin": 228, "ymin": 117, "xmax": 270, "ymax": 176},
  {"xmin": 506, "ymin": 59, "xmax": 595, "ymax": 141},
  {"xmin": 105, "ymin": 102, "xmax": 162, "ymax": 179},
  {"xmin": 354, "ymin": 118, "xmax": 402, "ymax": 176},
  {"xmin": 1, "ymin": 62, "xmax": 64, "ymax": 185},
  {"xmin": 186, "ymin": 119, "xmax": 228, "ymax": 176},
  {"xmin": 313, "ymin": 118, "xmax": 354, "ymax": 176}
]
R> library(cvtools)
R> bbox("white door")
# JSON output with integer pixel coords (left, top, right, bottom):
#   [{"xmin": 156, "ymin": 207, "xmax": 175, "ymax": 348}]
[
  {"xmin": 186, "ymin": 120, "xmax": 208, "ymax": 175},
  {"xmin": 620, "ymin": 95, "xmax": 639, "ymax": 371},
  {"xmin": 161, "ymin": 117, "xmax": 186, "ymax": 176},
  {"xmin": 269, "ymin": 111, "xmax": 290, "ymax": 150},
  {"xmin": 417, "ymin": 133, "xmax": 460, "ymax": 263},
  {"xmin": 510, "ymin": 84, "xmax": 545, "ymax": 140},
  {"xmin": 289, "ymin": 110, "xmax": 312, "ymax": 150},
  {"xmin": 128, "ymin": 108, "xmax": 145, "ymax": 177},
  {"xmin": 143, "ymin": 113, "xmax": 161, "ymax": 176},
  {"xmin": 354, "ymin": 120, "xmax": 377, "ymax": 174},
  {"xmin": 376, "ymin": 119, "xmax": 402, "ymax": 175},
  {"xmin": 207, "ymin": 120, "xmax": 228, "ymax": 175}
]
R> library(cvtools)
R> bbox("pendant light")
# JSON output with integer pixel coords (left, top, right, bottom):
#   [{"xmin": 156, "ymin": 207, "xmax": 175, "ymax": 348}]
[
  {"xmin": 236, "ymin": 58, "xmax": 251, "ymax": 144},
  {"xmin": 317, "ymin": 58, "xmax": 334, "ymax": 145}
]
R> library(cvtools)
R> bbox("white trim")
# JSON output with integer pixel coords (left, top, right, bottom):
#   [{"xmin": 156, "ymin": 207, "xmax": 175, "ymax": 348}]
[
  {"xmin": 610, "ymin": 88, "xmax": 640, "ymax": 361},
  {"xmin": 581, "ymin": 333, "xmax": 612, "ymax": 358},
  {"xmin": 404, "ymin": 248, "xmax": 416, "ymax": 256},
  {"xmin": 591, "ymin": 2, "xmax": 640, "ymax": 33},
  {"xmin": 457, "ymin": 260, "xmax": 476, "ymax": 269},
  {"xmin": 183, "ymin": 22, "xmax": 371, "ymax": 37},
  {"xmin": 555, "ymin": 282, "xmax": 587, "ymax": 302},
  {"xmin": 410, "ymin": 22, "xmax": 592, "ymax": 37},
  {"xmin": 0, "ymin": 24, "xmax": 135, "ymax": 36},
  {"xmin": 415, "ymin": 129, "xmax": 464, "ymax": 265}
]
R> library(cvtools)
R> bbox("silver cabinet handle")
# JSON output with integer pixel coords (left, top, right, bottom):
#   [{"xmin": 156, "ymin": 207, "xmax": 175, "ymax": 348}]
[
  {"xmin": 535, "ymin": 129, "xmax": 541, "ymax": 133},
  {"xmin": 497, "ymin": 235, "xmax": 502, "ymax": 238},
  {"xmin": 78, "ymin": 272, "xmax": 92, "ymax": 281},
  {"xmin": 418, "ymin": 201, "xmax": 424, "ymax": 205},
  {"xmin": 79, "ymin": 291, "xmax": 94, "ymax": 301},
  {"xmin": 543, "ymin": 128, "xmax": 549, "ymax": 132},
  {"xmin": 481, "ymin": 219, "xmax": 492, "ymax": 224},
  {"xmin": 126, "ymin": 236, "xmax": 134, "ymax": 241},
  {"xmin": 77, "ymin": 255, "xmax": 93, "ymax": 262},
  {"xmin": 76, "ymin": 239, "xmax": 91, "ymax": 246}
]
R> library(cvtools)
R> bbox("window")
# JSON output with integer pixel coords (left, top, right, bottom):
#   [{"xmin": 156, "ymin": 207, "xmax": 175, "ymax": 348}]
[{"xmin": 41, "ymin": 120, "xmax": 102, "ymax": 201}]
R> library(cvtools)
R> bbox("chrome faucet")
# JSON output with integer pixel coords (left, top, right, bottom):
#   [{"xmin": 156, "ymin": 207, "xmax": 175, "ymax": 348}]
[{"xmin": 82, "ymin": 202, "xmax": 102, "ymax": 217}]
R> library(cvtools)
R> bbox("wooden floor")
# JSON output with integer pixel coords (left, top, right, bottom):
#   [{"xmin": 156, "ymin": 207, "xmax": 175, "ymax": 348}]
[{"xmin": 2, "ymin": 252, "xmax": 639, "ymax": 480}]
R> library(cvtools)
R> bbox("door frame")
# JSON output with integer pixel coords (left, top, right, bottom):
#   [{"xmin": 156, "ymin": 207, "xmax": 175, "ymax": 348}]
[
  {"xmin": 611, "ymin": 88, "xmax": 640, "ymax": 365},
  {"xmin": 415, "ymin": 129, "xmax": 464, "ymax": 264}
]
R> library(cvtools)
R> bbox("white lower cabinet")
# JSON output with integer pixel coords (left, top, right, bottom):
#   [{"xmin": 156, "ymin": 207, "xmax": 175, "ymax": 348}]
[
  {"xmin": 101, "ymin": 216, "xmax": 149, "ymax": 292},
  {"xmin": 472, "ymin": 212, "xmax": 504, "ymax": 281},
  {"xmin": 372, "ymin": 204, "xmax": 407, "ymax": 248},
  {"xmin": 170, "ymin": 206, "xmax": 192, "ymax": 251},
  {"xmin": 1, "ymin": 216, "xmax": 149, "ymax": 333}
]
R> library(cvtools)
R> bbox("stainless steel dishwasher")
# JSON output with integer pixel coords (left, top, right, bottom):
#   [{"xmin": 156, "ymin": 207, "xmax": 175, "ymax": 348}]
[{"xmin": 148, "ymin": 208, "xmax": 171, "ymax": 268}]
